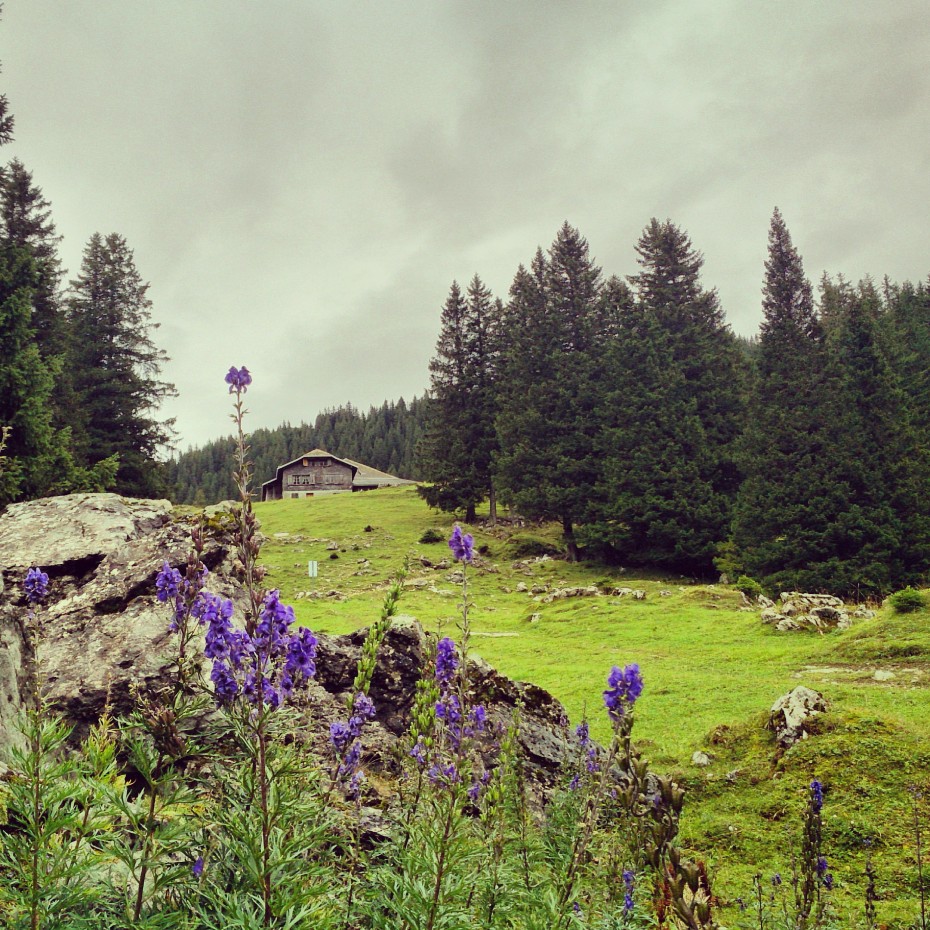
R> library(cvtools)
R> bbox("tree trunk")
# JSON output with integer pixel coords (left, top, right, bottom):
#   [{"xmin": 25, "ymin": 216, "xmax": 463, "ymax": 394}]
[
  {"xmin": 562, "ymin": 516, "xmax": 579, "ymax": 562},
  {"xmin": 488, "ymin": 487, "xmax": 497, "ymax": 526},
  {"xmin": 465, "ymin": 502, "xmax": 477, "ymax": 523}
]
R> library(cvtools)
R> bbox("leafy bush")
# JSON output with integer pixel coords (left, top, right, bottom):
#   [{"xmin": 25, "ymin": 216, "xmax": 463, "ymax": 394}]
[
  {"xmin": 735, "ymin": 575, "xmax": 763, "ymax": 599},
  {"xmin": 419, "ymin": 528, "xmax": 445, "ymax": 544},
  {"xmin": 888, "ymin": 586, "xmax": 927, "ymax": 613}
]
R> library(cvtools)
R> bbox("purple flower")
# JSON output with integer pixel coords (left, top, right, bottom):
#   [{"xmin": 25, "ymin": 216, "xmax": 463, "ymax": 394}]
[
  {"xmin": 569, "ymin": 773, "xmax": 581, "ymax": 791},
  {"xmin": 772, "ymin": 872, "xmax": 782, "ymax": 887},
  {"xmin": 435, "ymin": 636, "xmax": 458, "ymax": 687},
  {"xmin": 211, "ymin": 661, "xmax": 239, "ymax": 703},
  {"xmin": 285, "ymin": 627, "xmax": 318, "ymax": 682},
  {"xmin": 409, "ymin": 739, "xmax": 427, "ymax": 767},
  {"xmin": 448, "ymin": 525, "xmax": 474, "ymax": 562},
  {"xmin": 816, "ymin": 856, "xmax": 828, "ymax": 875},
  {"xmin": 155, "ymin": 562, "xmax": 182, "ymax": 603},
  {"xmin": 225, "ymin": 365, "xmax": 252, "ymax": 393},
  {"xmin": 603, "ymin": 663, "xmax": 643, "ymax": 722},
  {"xmin": 586, "ymin": 744, "xmax": 598, "ymax": 773},
  {"xmin": 467, "ymin": 780, "xmax": 482, "ymax": 802},
  {"xmin": 811, "ymin": 779, "xmax": 824, "ymax": 813},
  {"xmin": 23, "ymin": 567, "xmax": 49, "ymax": 604},
  {"xmin": 330, "ymin": 720, "xmax": 352, "ymax": 752},
  {"xmin": 427, "ymin": 762, "xmax": 459, "ymax": 786},
  {"xmin": 822, "ymin": 872, "xmax": 834, "ymax": 891},
  {"xmin": 575, "ymin": 721, "xmax": 589, "ymax": 746}
]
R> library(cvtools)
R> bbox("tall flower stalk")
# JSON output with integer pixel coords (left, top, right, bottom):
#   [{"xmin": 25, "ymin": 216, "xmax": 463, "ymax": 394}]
[{"xmin": 209, "ymin": 365, "xmax": 321, "ymax": 926}]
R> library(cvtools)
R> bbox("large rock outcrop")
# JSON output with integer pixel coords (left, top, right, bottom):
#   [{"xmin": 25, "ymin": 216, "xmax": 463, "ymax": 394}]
[{"xmin": 0, "ymin": 494, "xmax": 574, "ymax": 794}]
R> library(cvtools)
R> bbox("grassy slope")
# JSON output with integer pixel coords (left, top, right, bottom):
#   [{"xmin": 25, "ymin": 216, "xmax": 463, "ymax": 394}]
[{"xmin": 254, "ymin": 487, "xmax": 930, "ymax": 928}]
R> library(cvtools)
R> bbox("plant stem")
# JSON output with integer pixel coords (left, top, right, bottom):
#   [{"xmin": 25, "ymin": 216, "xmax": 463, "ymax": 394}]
[
  {"xmin": 425, "ymin": 791, "xmax": 459, "ymax": 930},
  {"xmin": 133, "ymin": 752, "xmax": 165, "ymax": 922},
  {"xmin": 258, "ymin": 726, "xmax": 272, "ymax": 926}
]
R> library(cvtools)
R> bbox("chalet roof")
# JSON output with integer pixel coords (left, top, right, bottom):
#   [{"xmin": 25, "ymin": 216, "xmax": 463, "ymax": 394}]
[
  {"xmin": 343, "ymin": 458, "xmax": 413, "ymax": 487},
  {"xmin": 260, "ymin": 449, "xmax": 412, "ymax": 490}
]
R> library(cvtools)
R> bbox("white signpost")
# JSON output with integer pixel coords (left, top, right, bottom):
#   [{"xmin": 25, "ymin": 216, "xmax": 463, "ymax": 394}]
[{"xmin": 308, "ymin": 560, "xmax": 318, "ymax": 578}]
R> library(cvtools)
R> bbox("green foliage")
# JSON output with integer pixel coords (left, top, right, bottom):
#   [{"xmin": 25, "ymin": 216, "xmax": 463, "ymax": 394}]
[
  {"xmin": 66, "ymin": 232, "xmax": 176, "ymax": 498},
  {"xmin": 735, "ymin": 575, "xmax": 763, "ymax": 599},
  {"xmin": 419, "ymin": 527, "xmax": 445, "ymax": 544},
  {"xmin": 888, "ymin": 586, "xmax": 927, "ymax": 614},
  {"xmin": 495, "ymin": 224, "xmax": 607, "ymax": 560},
  {"xmin": 417, "ymin": 275, "xmax": 502, "ymax": 521}
]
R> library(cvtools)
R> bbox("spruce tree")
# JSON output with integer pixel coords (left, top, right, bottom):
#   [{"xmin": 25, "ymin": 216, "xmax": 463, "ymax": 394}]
[
  {"xmin": 585, "ymin": 219, "xmax": 742, "ymax": 571},
  {"xmin": 629, "ymin": 218, "xmax": 745, "ymax": 496},
  {"xmin": 817, "ymin": 280, "xmax": 930, "ymax": 594},
  {"xmin": 66, "ymin": 233, "xmax": 176, "ymax": 497},
  {"xmin": 418, "ymin": 276, "xmax": 501, "ymax": 522},
  {"xmin": 587, "ymin": 308, "xmax": 725, "ymax": 571},
  {"xmin": 495, "ymin": 223, "xmax": 605, "ymax": 559},
  {"xmin": 0, "ymin": 244, "xmax": 64, "ymax": 505},
  {"xmin": 732, "ymin": 209, "xmax": 832, "ymax": 587}
]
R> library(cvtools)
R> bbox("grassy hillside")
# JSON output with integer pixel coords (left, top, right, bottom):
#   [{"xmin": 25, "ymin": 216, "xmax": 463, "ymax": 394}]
[{"xmin": 254, "ymin": 486, "xmax": 930, "ymax": 928}]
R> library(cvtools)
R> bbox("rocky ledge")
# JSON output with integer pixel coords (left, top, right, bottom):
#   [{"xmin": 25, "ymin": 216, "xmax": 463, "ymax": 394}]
[{"xmin": 0, "ymin": 494, "xmax": 573, "ymax": 796}]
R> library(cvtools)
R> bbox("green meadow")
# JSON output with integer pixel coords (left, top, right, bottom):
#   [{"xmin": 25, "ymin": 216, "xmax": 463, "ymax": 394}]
[{"xmin": 254, "ymin": 486, "xmax": 930, "ymax": 928}]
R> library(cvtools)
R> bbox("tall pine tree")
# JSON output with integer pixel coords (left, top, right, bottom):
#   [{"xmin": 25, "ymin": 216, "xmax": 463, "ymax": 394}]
[
  {"xmin": 732, "ymin": 209, "xmax": 833, "ymax": 586},
  {"xmin": 495, "ymin": 223, "xmax": 605, "ymax": 560},
  {"xmin": 66, "ymin": 233, "xmax": 176, "ymax": 497},
  {"xmin": 417, "ymin": 276, "xmax": 501, "ymax": 522}
]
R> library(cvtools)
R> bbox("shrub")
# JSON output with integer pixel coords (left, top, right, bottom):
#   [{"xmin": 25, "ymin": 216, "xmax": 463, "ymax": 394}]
[
  {"xmin": 735, "ymin": 575, "xmax": 763, "ymax": 599},
  {"xmin": 419, "ymin": 528, "xmax": 445, "ymax": 544},
  {"xmin": 888, "ymin": 586, "xmax": 927, "ymax": 614}
]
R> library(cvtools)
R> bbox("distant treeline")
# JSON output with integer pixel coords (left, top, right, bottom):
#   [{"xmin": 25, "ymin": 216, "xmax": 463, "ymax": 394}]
[{"xmin": 167, "ymin": 398, "xmax": 427, "ymax": 505}]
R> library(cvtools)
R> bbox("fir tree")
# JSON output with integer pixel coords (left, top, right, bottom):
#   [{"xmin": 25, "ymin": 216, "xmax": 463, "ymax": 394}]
[
  {"xmin": 66, "ymin": 233, "xmax": 176, "ymax": 497},
  {"xmin": 732, "ymin": 209, "xmax": 832, "ymax": 587},
  {"xmin": 495, "ymin": 223, "xmax": 605, "ymax": 560},
  {"xmin": 629, "ymin": 218, "xmax": 745, "ymax": 496},
  {"xmin": 587, "ymin": 308, "xmax": 725, "ymax": 571},
  {"xmin": 418, "ymin": 276, "xmax": 501, "ymax": 522},
  {"xmin": 0, "ymin": 245, "xmax": 63, "ymax": 505}
]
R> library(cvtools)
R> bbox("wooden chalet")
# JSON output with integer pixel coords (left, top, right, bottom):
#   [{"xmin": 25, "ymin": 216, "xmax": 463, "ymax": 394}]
[{"xmin": 260, "ymin": 449, "xmax": 412, "ymax": 501}]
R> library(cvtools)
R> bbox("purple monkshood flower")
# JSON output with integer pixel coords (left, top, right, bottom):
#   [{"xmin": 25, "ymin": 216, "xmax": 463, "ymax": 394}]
[
  {"xmin": 575, "ymin": 721, "xmax": 590, "ymax": 746},
  {"xmin": 435, "ymin": 636, "xmax": 458, "ymax": 688},
  {"xmin": 409, "ymin": 738, "xmax": 427, "ymax": 767},
  {"xmin": 811, "ymin": 779, "xmax": 824, "ymax": 813},
  {"xmin": 816, "ymin": 856, "xmax": 829, "ymax": 876},
  {"xmin": 448, "ymin": 524, "xmax": 474, "ymax": 563},
  {"xmin": 603, "ymin": 663, "xmax": 644, "ymax": 722},
  {"xmin": 623, "ymin": 869, "xmax": 635, "ymax": 913},
  {"xmin": 586, "ymin": 744, "xmax": 598, "ymax": 773},
  {"xmin": 192, "ymin": 856, "xmax": 204, "ymax": 877},
  {"xmin": 569, "ymin": 773, "xmax": 581, "ymax": 791},
  {"xmin": 822, "ymin": 873, "xmax": 834, "ymax": 891},
  {"xmin": 772, "ymin": 872, "xmax": 782, "ymax": 887},
  {"xmin": 155, "ymin": 562, "xmax": 183, "ymax": 603},
  {"xmin": 225, "ymin": 365, "xmax": 252, "ymax": 393},
  {"xmin": 23, "ymin": 567, "xmax": 50, "ymax": 604}
]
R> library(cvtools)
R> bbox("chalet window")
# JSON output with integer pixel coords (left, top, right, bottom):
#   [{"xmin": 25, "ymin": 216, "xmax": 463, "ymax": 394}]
[{"xmin": 302, "ymin": 458, "xmax": 309, "ymax": 467}]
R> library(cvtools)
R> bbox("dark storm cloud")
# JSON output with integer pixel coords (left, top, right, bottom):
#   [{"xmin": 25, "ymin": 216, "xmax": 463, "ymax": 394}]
[{"xmin": 1, "ymin": 0, "xmax": 928, "ymax": 449}]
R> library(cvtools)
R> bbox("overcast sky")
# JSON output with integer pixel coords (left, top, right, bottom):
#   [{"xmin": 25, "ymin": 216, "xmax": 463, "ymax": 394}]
[{"xmin": 2, "ymin": 1, "xmax": 928, "ymax": 452}]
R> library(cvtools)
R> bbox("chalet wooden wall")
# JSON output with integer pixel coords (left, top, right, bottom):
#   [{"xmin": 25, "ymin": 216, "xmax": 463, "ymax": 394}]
[{"xmin": 280, "ymin": 456, "xmax": 353, "ymax": 497}]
